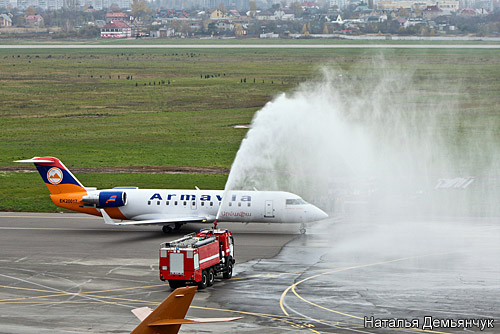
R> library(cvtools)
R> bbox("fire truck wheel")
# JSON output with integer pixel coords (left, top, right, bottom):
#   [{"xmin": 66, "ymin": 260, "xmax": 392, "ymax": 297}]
[
  {"xmin": 207, "ymin": 268, "xmax": 215, "ymax": 287},
  {"xmin": 168, "ymin": 280, "xmax": 184, "ymax": 289},
  {"xmin": 223, "ymin": 262, "xmax": 233, "ymax": 279},
  {"xmin": 198, "ymin": 270, "xmax": 208, "ymax": 289}
]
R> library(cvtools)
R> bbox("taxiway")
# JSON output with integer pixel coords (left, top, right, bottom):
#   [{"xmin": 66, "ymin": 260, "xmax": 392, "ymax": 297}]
[{"xmin": 0, "ymin": 212, "xmax": 499, "ymax": 333}]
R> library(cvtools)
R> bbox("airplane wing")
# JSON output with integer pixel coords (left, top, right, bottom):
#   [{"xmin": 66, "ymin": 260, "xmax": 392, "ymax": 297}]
[
  {"xmin": 100, "ymin": 209, "xmax": 209, "ymax": 226},
  {"xmin": 148, "ymin": 317, "xmax": 242, "ymax": 326},
  {"xmin": 131, "ymin": 308, "xmax": 241, "ymax": 324}
]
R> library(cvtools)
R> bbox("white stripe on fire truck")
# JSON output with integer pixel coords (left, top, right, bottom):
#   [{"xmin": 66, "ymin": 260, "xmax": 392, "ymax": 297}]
[{"xmin": 199, "ymin": 254, "xmax": 219, "ymax": 264}]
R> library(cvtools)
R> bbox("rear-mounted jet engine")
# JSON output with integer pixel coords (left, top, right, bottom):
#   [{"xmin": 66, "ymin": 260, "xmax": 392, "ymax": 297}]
[{"xmin": 82, "ymin": 191, "xmax": 127, "ymax": 208}]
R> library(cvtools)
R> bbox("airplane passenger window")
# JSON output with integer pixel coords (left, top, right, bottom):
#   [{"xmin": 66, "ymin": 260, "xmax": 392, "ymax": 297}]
[
  {"xmin": 148, "ymin": 201, "xmax": 151, "ymax": 205},
  {"xmin": 210, "ymin": 202, "xmax": 213, "ymax": 206},
  {"xmin": 248, "ymin": 203, "xmax": 251, "ymax": 207},
  {"xmin": 183, "ymin": 201, "xmax": 187, "ymax": 206},
  {"xmin": 238, "ymin": 203, "xmax": 241, "ymax": 207},
  {"xmin": 229, "ymin": 202, "xmax": 232, "ymax": 207},
  {"xmin": 174, "ymin": 201, "xmax": 178, "ymax": 205},
  {"xmin": 166, "ymin": 201, "xmax": 169, "ymax": 205},
  {"xmin": 157, "ymin": 201, "xmax": 160, "ymax": 205},
  {"xmin": 201, "ymin": 202, "xmax": 204, "ymax": 206},
  {"xmin": 192, "ymin": 201, "xmax": 195, "ymax": 206}
]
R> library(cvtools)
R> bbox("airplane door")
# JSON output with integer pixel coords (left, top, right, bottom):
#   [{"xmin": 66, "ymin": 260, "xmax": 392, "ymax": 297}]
[{"xmin": 264, "ymin": 200, "xmax": 274, "ymax": 218}]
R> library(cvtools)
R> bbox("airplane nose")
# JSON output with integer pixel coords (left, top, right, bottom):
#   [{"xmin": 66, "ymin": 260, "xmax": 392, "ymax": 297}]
[{"xmin": 306, "ymin": 205, "xmax": 329, "ymax": 222}]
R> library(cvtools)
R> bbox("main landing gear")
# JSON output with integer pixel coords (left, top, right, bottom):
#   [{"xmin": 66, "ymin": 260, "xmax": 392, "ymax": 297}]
[{"xmin": 162, "ymin": 223, "xmax": 184, "ymax": 234}]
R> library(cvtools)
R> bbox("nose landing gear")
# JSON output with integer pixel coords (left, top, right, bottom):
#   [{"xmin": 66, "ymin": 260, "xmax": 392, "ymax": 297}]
[{"xmin": 299, "ymin": 223, "xmax": 306, "ymax": 235}]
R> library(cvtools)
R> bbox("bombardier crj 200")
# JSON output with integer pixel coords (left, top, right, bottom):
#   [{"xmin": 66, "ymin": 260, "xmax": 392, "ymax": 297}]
[{"xmin": 16, "ymin": 157, "xmax": 328, "ymax": 233}]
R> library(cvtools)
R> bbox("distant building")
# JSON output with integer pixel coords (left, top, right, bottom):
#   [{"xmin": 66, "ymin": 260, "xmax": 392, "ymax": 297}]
[
  {"xmin": 228, "ymin": 9, "xmax": 240, "ymax": 18},
  {"xmin": 256, "ymin": 10, "xmax": 275, "ymax": 20},
  {"xmin": 366, "ymin": 14, "xmax": 387, "ymax": 22},
  {"xmin": 330, "ymin": 0, "xmax": 346, "ymax": 9},
  {"xmin": 100, "ymin": 20, "xmax": 132, "ymax": 38},
  {"xmin": 18, "ymin": 0, "xmax": 63, "ymax": 10},
  {"xmin": 92, "ymin": 0, "xmax": 107, "ymax": 10},
  {"xmin": 260, "ymin": 32, "xmax": 279, "ymax": 38},
  {"xmin": 331, "ymin": 14, "xmax": 343, "ymax": 23},
  {"xmin": 377, "ymin": 0, "xmax": 458, "ymax": 11},
  {"xmin": 423, "ymin": 5, "xmax": 443, "ymax": 18},
  {"xmin": 25, "ymin": 14, "xmax": 44, "ymax": 27},
  {"xmin": 216, "ymin": 20, "xmax": 234, "ymax": 31},
  {"xmin": 302, "ymin": 1, "xmax": 320, "ymax": 9},
  {"xmin": 210, "ymin": 9, "xmax": 226, "ymax": 19},
  {"xmin": 0, "ymin": 14, "xmax": 12, "ymax": 27},
  {"xmin": 105, "ymin": 12, "xmax": 129, "ymax": 23},
  {"xmin": 377, "ymin": 0, "xmax": 418, "ymax": 10},
  {"xmin": 458, "ymin": 7, "xmax": 473, "ymax": 15},
  {"xmin": 95, "ymin": 19, "xmax": 106, "ymax": 27},
  {"xmin": 438, "ymin": 0, "xmax": 459, "ymax": 13}
]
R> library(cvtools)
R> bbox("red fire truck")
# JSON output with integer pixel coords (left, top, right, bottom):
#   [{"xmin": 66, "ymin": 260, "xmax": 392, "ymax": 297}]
[{"xmin": 159, "ymin": 229, "xmax": 235, "ymax": 289}]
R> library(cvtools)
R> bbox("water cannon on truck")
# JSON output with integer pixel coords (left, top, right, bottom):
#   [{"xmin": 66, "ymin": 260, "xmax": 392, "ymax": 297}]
[{"xmin": 159, "ymin": 229, "xmax": 235, "ymax": 289}]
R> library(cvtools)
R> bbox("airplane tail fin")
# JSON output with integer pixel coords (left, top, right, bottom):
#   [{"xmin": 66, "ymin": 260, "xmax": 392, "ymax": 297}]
[
  {"xmin": 15, "ymin": 157, "xmax": 85, "ymax": 195},
  {"xmin": 130, "ymin": 286, "xmax": 241, "ymax": 334}
]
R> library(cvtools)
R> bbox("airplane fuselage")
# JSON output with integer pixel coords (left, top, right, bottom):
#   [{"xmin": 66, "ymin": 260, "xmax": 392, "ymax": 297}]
[
  {"xmin": 16, "ymin": 157, "xmax": 328, "ymax": 231},
  {"xmin": 85, "ymin": 188, "xmax": 327, "ymax": 224}
]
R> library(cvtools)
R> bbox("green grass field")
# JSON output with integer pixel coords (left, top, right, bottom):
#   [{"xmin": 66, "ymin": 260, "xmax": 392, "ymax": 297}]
[
  {"xmin": 1, "ymin": 46, "xmax": 499, "ymax": 212},
  {"xmin": 1, "ymin": 37, "xmax": 500, "ymax": 45}
]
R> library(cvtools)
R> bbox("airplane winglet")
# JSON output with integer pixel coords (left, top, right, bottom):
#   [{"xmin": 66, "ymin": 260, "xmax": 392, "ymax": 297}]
[{"xmin": 14, "ymin": 158, "xmax": 56, "ymax": 163}]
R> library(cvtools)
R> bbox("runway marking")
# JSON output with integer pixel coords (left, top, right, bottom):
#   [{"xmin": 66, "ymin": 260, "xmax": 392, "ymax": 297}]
[
  {"xmin": 230, "ymin": 268, "xmax": 332, "ymax": 281},
  {"xmin": 0, "ymin": 284, "xmax": 165, "ymax": 303},
  {"xmin": 280, "ymin": 255, "xmax": 452, "ymax": 334},
  {"xmin": 280, "ymin": 257, "xmax": 425, "ymax": 318},
  {"xmin": 0, "ymin": 279, "xmax": 349, "ymax": 331}
]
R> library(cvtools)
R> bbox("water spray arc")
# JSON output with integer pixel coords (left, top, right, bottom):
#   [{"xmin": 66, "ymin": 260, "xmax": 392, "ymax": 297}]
[{"xmin": 223, "ymin": 64, "xmax": 500, "ymax": 218}]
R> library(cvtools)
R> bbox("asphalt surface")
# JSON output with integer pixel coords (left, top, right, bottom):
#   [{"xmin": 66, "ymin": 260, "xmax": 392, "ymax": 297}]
[
  {"xmin": 1, "ymin": 44, "xmax": 500, "ymax": 49},
  {"xmin": 0, "ymin": 212, "xmax": 499, "ymax": 333}
]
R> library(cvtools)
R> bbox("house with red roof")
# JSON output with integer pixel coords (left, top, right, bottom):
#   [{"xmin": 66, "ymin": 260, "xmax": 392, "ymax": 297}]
[
  {"xmin": 423, "ymin": 5, "xmax": 443, "ymax": 18},
  {"xmin": 301, "ymin": 1, "xmax": 319, "ymax": 9},
  {"xmin": 105, "ymin": 12, "xmax": 129, "ymax": 23},
  {"xmin": 100, "ymin": 20, "xmax": 132, "ymax": 38},
  {"xmin": 25, "ymin": 14, "xmax": 44, "ymax": 27},
  {"xmin": 458, "ymin": 8, "xmax": 476, "ymax": 16}
]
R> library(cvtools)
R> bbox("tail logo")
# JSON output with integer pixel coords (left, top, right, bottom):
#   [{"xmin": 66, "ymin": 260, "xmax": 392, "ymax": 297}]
[{"xmin": 47, "ymin": 167, "xmax": 63, "ymax": 185}]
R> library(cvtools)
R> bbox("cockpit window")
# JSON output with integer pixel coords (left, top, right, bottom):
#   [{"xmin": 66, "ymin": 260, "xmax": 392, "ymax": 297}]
[{"xmin": 286, "ymin": 198, "xmax": 306, "ymax": 205}]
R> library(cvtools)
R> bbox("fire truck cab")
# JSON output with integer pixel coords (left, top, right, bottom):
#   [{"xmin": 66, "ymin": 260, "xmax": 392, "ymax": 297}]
[{"xmin": 159, "ymin": 229, "xmax": 235, "ymax": 289}]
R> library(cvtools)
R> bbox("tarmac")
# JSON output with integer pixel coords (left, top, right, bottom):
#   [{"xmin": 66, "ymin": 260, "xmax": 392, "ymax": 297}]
[
  {"xmin": 0, "ymin": 212, "xmax": 499, "ymax": 333},
  {"xmin": 1, "ymin": 44, "xmax": 500, "ymax": 49}
]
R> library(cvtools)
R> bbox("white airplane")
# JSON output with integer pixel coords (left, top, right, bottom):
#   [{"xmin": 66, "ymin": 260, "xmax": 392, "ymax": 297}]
[{"xmin": 16, "ymin": 157, "xmax": 328, "ymax": 233}]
